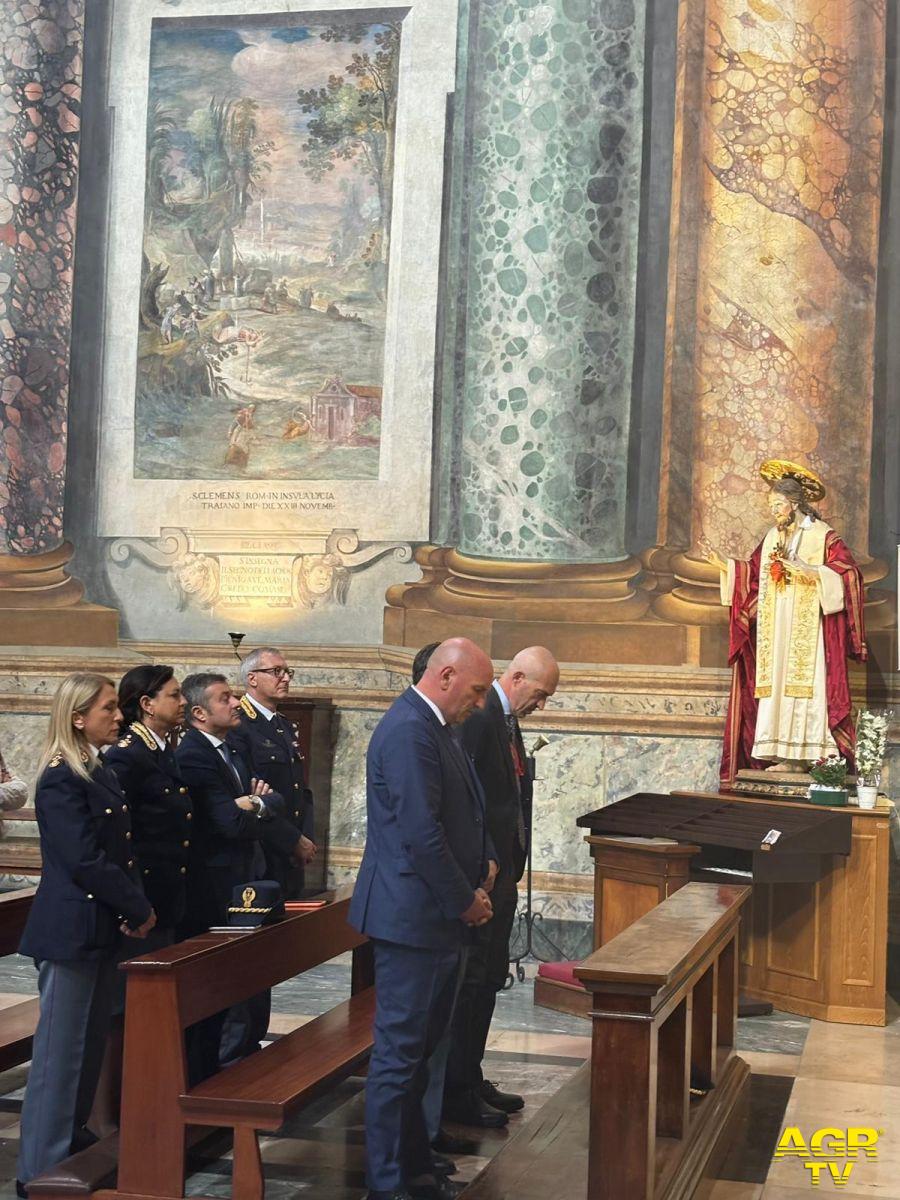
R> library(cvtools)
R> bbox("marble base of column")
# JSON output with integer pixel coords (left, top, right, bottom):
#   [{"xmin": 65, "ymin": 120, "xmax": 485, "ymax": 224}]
[
  {"xmin": 382, "ymin": 548, "xmax": 689, "ymax": 664},
  {"xmin": 651, "ymin": 553, "xmax": 725, "ymax": 626},
  {"xmin": 0, "ymin": 543, "xmax": 118, "ymax": 646}
]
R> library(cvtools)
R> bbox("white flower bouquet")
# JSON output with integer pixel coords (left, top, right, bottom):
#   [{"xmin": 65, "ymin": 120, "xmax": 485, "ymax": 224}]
[{"xmin": 855, "ymin": 709, "xmax": 891, "ymax": 787}]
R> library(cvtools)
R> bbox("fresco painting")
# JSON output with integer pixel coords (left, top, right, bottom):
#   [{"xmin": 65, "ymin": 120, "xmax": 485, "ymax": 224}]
[{"xmin": 134, "ymin": 16, "xmax": 399, "ymax": 480}]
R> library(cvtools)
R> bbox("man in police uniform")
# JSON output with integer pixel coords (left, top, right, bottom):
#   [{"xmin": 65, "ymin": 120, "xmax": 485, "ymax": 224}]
[{"xmin": 229, "ymin": 646, "xmax": 316, "ymax": 899}]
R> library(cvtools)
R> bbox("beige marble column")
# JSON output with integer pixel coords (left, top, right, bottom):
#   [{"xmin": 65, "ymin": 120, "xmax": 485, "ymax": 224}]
[{"xmin": 653, "ymin": 0, "xmax": 890, "ymax": 632}]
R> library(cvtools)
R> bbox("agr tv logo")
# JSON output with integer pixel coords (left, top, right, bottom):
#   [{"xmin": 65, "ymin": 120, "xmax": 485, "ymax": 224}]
[{"xmin": 774, "ymin": 1126, "xmax": 881, "ymax": 1187}]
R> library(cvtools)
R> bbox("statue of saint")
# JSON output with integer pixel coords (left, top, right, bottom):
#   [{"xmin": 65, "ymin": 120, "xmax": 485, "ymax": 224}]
[{"xmin": 707, "ymin": 460, "xmax": 867, "ymax": 784}]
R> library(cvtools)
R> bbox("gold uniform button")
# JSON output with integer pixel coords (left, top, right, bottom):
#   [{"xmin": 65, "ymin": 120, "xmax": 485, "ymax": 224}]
[
  {"xmin": 122, "ymin": 804, "xmax": 128, "ymax": 812},
  {"xmin": 86, "ymin": 893, "xmax": 94, "ymax": 900},
  {"xmin": 182, "ymin": 840, "xmax": 189, "ymax": 848},
  {"xmin": 105, "ymin": 807, "xmax": 113, "ymax": 815},
  {"xmin": 143, "ymin": 869, "xmax": 149, "ymax": 876},
  {"xmin": 164, "ymin": 788, "xmax": 171, "ymax": 794},
  {"xmin": 179, "ymin": 787, "xmax": 187, "ymax": 795},
  {"xmin": 127, "ymin": 859, "xmax": 134, "ymax": 868},
  {"xmin": 271, "ymin": 755, "xmax": 276, "ymax": 760},
  {"xmin": 180, "ymin": 867, "xmax": 187, "ymax": 875},
  {"xmin": 294, "ymin": 783, "xmax": 300, "ymax": 790},
  {"xmin": 125, "ymin": 831, "xmax": 132, "ymax": 840},
  {"xmin": 186, "ymin": 812, "xmax": 193, "ymax": 821}
]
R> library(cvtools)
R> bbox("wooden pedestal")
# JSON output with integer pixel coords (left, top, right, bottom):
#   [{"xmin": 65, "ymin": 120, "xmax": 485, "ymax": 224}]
[
  {"xmin": 587, "ymin": 835, "xmax": 700, "ymax": 947},
  {"xmin": 534, "ymin": 836, "xmax": 699, "ymax": 1018},
  {"xmin": 581, "ymin": 796, "xmax": 890, "ymax": 1026},
  {"xmin": 694, "ymin": 794, "xmax": 890, "ymax": 1026}
]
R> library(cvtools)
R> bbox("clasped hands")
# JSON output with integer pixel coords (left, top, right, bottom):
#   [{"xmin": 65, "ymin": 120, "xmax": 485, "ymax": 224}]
[
  {"xmin": 461, "ymin": 888, "xmax": 493, "ymax": 927},
  {"xmin": 461, "ymin": 859, "xmax": 499, "ymax": 927}
]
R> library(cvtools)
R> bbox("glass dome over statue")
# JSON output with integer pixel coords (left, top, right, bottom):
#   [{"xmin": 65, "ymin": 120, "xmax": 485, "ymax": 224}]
[{"xmin": 706, "ymin": 460, "xmax": 868, "ymax": 786}]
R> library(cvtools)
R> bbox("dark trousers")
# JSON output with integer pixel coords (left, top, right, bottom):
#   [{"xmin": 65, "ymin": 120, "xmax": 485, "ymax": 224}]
[
  {"xmin": 443, "ymin": 869, "xmax": 518, "ymax": 1102},
  {"xmin": 365, "ymin": 939, "xmax": 460, "ymax": 1192}
]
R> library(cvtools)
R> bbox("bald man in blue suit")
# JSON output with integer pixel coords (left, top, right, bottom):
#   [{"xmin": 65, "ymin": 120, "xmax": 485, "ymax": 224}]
[{"xmin": 349, "ymin": 638, "xmax": 497, "ymax": 1200}]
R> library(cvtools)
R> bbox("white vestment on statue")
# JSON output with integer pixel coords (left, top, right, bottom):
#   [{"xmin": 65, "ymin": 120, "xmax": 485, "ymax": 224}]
[{"xmin": 722, "ymin": 516, "xmax": 845, "ymax": 763}]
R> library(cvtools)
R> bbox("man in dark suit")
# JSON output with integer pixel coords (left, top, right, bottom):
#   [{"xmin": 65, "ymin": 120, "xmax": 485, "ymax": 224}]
[
  {"xmin": 176, "ymin": 672, "xmax": 300, "ymax": 1075},
  {"xmin": 228, "ymin": 646, "xmax": 316, "ymax": 899},
  {"xmin": 443, "ymin": 646, "xmax": 559, "ymax": 1127},
  {"xmin": 349, "ymin": 638, "xmax": 496, "ymax": 1200}
]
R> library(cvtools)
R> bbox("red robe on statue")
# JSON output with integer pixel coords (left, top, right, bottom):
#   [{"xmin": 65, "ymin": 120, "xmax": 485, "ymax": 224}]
[{"xmin": 720, "ymin": 530, "xmax": 867, "ymax": 785}]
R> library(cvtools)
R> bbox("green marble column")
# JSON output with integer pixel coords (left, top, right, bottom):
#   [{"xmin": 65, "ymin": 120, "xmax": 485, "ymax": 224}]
[
  {"xmin": 387, "ymin": 0, "xmax": 655, "ymax": 658},
  {"xmin": 452, "ymin": 0, "xmax": 645, "ymax": 562}
]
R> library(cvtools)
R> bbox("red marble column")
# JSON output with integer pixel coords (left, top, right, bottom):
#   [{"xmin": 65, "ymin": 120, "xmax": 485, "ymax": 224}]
[{"xmin": 0, "ymin": 1, "xmax": 114, "ymax": 637}]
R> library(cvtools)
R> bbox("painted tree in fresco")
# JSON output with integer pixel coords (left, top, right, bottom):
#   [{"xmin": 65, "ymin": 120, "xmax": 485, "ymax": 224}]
[
  {"xmin": 144, "ymin": 96, "xmax": 273, "ymax": 281},
  {"xmin": 296, "ymin": 22, "xmax": 400, "ymax": 264}
]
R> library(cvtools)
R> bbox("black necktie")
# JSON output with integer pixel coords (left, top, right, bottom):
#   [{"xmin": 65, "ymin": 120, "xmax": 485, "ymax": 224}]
[{"xmin": 219, "ymin": 742, "xmax": 243, "ymax": 789}]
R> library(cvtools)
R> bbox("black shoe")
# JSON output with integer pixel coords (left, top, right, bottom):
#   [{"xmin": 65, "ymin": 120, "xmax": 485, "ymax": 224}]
[
  {"xmin": 480, "ymin": 1079, "xmax": 524, "ymax": 1113},
  {"xmin": 431, "ymin": 1153, "xmax": 457, "ymax": 1176},
  {"xmin": 408, "ymin": 1180, "xmax": 465, "ymax": 1200},
  {"xmin": 443, "ymin": 1092, "xmax": 509, "ymax": 1129},
  {"xmin": 431, "ymin": 1130, "xmax": 479, "ymax": 1156},
  {"xmin": 16, "ymin": 1182, "xmax": 27, "ymax": 1199}
]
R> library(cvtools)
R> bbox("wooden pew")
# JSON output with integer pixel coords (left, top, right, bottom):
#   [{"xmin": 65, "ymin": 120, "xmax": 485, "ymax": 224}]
[
  {"xmin": 0, "ymin": 887, "xmax": 38, "ymax": 1071},
  {"xmin": 30, "ymin": 895, "xmax": 373, "ymax": 1200},
  {"xmin": 464, "ymin": 882, "xmax": 750, "ymax": 1200}
]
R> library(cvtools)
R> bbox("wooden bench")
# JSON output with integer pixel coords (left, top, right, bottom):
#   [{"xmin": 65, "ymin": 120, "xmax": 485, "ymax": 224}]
[
  {"xmin": 465, "ymin": 882, "xmax": 750, "ymax": 1200},
  {"xmin": 0, "ymin": 886, "xmax": 38, "ymax": 1071},
  {"xmin": 30, "ymin": 894, "xmax": 373, "ymax": 1200}
]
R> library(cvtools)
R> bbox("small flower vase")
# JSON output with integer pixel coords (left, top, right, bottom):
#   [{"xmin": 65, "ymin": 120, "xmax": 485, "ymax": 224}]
[{"xmin": 856, "ymin": 784, "xmax": 878, "ymax": 810}]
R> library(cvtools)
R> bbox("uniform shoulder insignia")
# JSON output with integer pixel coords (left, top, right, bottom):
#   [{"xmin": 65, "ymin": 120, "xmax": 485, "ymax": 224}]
[
  {"xmin": 49, "ymin": 753, "xmax": 63, "ymax": 768},
  {"xmin": 131, "ymin": 722, "xmax": 158, "ymax": 750},
  {"xmin": 117, "ymin": 734, "xmax": 133, "ymax": 748},
  {"xmin": 240, "ymin": 695, "xmax": 257, "ymax": 719}
]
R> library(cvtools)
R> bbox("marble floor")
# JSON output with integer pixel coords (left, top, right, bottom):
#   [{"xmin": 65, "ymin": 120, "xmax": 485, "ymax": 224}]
[{"xmin": 0, "ymin": 952, "xmax": 894, "ymax": 1199}]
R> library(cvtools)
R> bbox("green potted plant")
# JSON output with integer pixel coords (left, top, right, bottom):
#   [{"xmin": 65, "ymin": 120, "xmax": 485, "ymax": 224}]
[
  {"xmin": 855, "ymin": 709, "xmax": 891, "ymax": 809},
  {"xmin": 807, "ymin": 755, "xmax": 848, "ymax": 806}
]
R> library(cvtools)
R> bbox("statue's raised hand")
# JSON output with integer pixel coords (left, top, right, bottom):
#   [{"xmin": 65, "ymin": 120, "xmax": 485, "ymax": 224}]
[{"xmin": 699, "ymin": 535, "xmax": 727, "ymax": 574}]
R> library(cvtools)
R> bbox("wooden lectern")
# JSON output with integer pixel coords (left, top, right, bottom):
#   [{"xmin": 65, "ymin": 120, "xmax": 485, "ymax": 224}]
[{"xmin": 577, "ymin": 791, "xmax": 890, "ymax": 1026}]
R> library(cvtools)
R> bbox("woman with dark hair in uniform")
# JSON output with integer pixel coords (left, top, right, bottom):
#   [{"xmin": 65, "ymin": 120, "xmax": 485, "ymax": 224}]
[
  {"xmin": 104, "ymin": 665, "xmax": 193, "ymax": 945},
  {"xmin": 17, "ymin": 673, "xmax": 155, "ymax": 1193}
]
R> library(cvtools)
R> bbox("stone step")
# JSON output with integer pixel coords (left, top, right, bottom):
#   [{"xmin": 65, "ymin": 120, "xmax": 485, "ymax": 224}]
[{"xmin": 1, "ymin": 809, "xmax": 36, "ymax": 822}]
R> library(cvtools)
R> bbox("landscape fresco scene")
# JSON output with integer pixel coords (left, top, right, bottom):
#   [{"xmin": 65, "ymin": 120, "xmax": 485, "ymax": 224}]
[{"xmin": 134, "ymin": 16, "xmax": 399, "ymax": 479}]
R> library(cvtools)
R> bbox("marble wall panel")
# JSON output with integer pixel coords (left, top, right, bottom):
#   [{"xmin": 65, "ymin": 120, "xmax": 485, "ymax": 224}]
[
  {"xmin": 602, "ymin": 732, "xmax": 721, "ymax": 806},
  {"xmin": 529, "ymin": 732, "xmax": 604, "ymax": 875},
  {"xmin": 0, "ymin": 712, "xmax": 51, "ymax": 787},
  {"xmin": 327, "ymin": 708, "xmax": 379, "ymax": 849}
]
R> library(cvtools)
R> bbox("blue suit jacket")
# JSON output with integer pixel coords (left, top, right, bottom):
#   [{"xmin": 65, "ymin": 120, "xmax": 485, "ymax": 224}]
[
  {"xmin": 20, "ymin": 758, "xmax": 152, "ymax": 963},
  {"xmin": 349, "ymin": 688, "xmax": 493, "ymax": 950}
]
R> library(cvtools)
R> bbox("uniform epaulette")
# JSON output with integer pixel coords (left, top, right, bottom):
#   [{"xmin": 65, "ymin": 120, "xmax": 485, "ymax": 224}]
[
  {"xmin": 117, "ymin": 733, "xmax": 133, "ymax": 748},
  {"xmin": 130, "ymin": 722, "xmax": 158, "ymax": 751},
  {"xmin": 240, "ymin": 695, "xmax": 257, "ymax": 719},
  {"xmin": 49, "ymin": 753, "xmax": 63, "ymax": 768}
]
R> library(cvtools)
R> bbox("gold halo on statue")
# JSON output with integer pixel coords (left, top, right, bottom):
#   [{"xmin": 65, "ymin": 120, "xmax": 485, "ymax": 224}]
[{"xmin": 759, "ymin": 459, "xmax": 826, "ymax": 503}]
